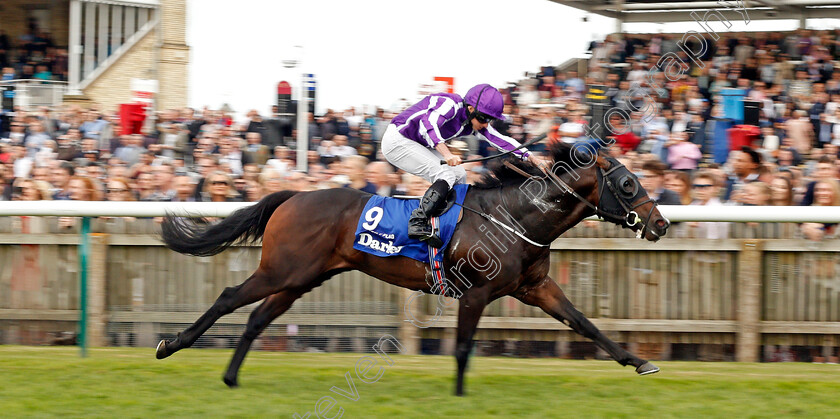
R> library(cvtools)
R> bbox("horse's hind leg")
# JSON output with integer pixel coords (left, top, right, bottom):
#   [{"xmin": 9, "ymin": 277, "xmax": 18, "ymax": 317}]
[
  {"xmin": 516, "ymin": 277, "xmax": 659, "ymax": 375},
  {"xmin": 222, "ymin": 290, "xmax": 301, "ymax": 387},
  {"xmin": 156, "ymin": 268, "xmax": 280, "ymax": 359}
]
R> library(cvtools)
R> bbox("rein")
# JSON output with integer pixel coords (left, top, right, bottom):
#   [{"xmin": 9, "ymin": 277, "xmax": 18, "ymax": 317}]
[
  {"xmin": 393, "ymin": 191, "xmax": 550, "ymax": 247},
  {"xmin": 448, "ymin": 163, "xmax": 560, "ymax": 249},
  {"xmin": 502, "ymin": 161, "xmax": 598, "ymax": 214},
  {"xmin": 501, "ymin": 160, "xmax": 661, "ymax": 240}
]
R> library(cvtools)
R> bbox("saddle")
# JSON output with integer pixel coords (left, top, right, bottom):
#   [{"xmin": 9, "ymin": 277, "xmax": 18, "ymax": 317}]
[{"xmin": 352, "ymin": 185, "xmax": 470, "ymax": 291}]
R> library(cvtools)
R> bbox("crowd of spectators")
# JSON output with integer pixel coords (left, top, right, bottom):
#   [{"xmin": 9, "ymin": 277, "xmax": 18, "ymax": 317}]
[
  {"xmin": 529, "ymin": 28, "xmax": 840, "ymax": 240},
  {"xmin": 0, "ymin": 104, "xmax": 455, "ymax": 208},
  {"xmin": 0, "ymin": 20, "xmax": 67, "ymax": 81},
  {"xmin": 1, "ymin": 29, "xmax": 840, "ymax": 239}
]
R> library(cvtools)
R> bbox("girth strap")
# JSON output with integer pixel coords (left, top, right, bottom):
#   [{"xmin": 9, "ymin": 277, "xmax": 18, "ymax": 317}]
[{"xmin": 455, "ymin": 201, "xmax": 550, "ymax": 248}]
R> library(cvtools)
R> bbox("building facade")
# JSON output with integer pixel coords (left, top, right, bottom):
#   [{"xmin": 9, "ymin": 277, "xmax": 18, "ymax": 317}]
[{"xmin": 0, "ymin": 0, "xmax": 189, "ymax": 112}]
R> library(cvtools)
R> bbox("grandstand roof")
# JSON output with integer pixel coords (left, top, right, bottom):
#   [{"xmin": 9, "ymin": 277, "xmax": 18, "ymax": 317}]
[{"xmin": 550, "ymin": 0, "xmax": 840, "ymax": 24}]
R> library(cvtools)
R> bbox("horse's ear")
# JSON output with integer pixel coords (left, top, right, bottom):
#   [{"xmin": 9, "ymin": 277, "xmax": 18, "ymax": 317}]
[
  {"xmin": 595, "ymin": 155, "xmax": 610, "ymax": 169},
  {"xmin": 571, "ymin": 140, "xmax": 600, "ymax": 165},
  {"xmin": 573, "ymin": 148, "xmax": 592, "ymax": 165},
  {"xmin": 571, "ymin": 139, "xmax": 606, "ymax": 167}
]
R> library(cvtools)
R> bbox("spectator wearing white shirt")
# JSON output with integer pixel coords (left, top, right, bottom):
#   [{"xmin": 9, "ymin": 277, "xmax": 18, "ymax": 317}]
[
  {"xmin": 687, "ymin": 170, "xmax": 729, "ymax": 239},
  {"xmin": 266, "ymin": 146, "xmax": 293, "ymax": 176},
  {"xmin": 343, "ymin": 107, "xmax": 363, "ymax": 130},
  {"xmin": 626, "ymin": 61, "xmax": 648, "ymax": 84},
  {"xmin": 516, "ymin": 83, "xmax": 539, "ymax": 107},
  {"xmin": 559, "ymin": 111, "xmax": 586, "ymax": 144},
  {"xmin": 331, "ymin": 135, "xmax": 357, "ymax": 158},
  {"xmin": 10, "ymin": 144, "xmax": 33, "ymax": 178}
]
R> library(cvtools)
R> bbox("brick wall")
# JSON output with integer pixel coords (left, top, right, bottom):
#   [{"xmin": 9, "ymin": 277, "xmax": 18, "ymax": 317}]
[
  {"xmin": 0, "ymin": 0, "xmax": 192, "ymax": 112},
  {"xmin": 160, "ymin": 0, "xmax": 186, "ymax": 45},
  {"xmin": 157, "ymin": 42, "xmax": 190, "ymax": 111},
  {"xmin": 156, "ymin": 0, "xmax": 189, "ymax": 111},
  {"xmin": 81, "ymin": 32, "xmax": 156, "ymax": 112}
]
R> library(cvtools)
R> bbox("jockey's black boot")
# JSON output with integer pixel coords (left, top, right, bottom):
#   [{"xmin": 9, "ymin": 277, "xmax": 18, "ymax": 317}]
[{"xmin": 408, "ymin": 179, "xmax": 450, "ymax": 248}]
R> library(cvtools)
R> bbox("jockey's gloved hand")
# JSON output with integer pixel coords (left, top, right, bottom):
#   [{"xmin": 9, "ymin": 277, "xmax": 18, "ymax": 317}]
[
  {"xmin": 436, "ymin": 142, "xmax": 462, "ymax": 166},
  {"xmin": 444, "ymin": 154, "xmax": 462, "ymax": 166},
  {"xmin": 529, "ymin": 154, "xmax": 551, "ymax": 173}
]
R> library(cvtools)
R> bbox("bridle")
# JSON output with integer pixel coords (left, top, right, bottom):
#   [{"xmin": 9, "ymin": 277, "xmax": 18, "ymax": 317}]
[
  {"xmin": 502, "ymin": 156, "xmax": 664, "ymax": 240},
  {"xmin": 595, "ymin": 162, "xmax": 663, "ymax": 240}
]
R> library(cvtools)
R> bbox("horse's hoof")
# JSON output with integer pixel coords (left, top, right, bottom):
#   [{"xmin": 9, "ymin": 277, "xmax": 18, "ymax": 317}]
[
  {"xmin": 636, "ymin": 362, "xmax": 660, "ymax": 376},
  {"xmin": 223, "ymin": 376, "xmax": 238, "ymax": 388},
  {"xmin": 155, "ymin": 340, "xmax": 169, "ymax": 359}
]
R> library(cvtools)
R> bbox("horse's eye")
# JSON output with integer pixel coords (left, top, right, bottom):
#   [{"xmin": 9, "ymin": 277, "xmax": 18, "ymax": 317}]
[{"xmin": 619, "ymin": 176, "xmax": 637, "ymax": 196}]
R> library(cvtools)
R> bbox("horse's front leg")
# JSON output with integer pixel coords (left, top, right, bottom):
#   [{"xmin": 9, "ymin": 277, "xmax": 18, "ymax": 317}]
[
  {"xmin": 454, "ymin": 290, "xmax": 489, "ymax": 396},
  {"xmin": 516, "ymin": 277, "xmax": 659, "ymax": 375}
]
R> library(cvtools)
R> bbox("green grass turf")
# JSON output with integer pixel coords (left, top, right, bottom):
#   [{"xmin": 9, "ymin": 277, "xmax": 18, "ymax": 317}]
[{"xmin": 2, "ymin": 346, "xmax": 839, "ymax": 418}]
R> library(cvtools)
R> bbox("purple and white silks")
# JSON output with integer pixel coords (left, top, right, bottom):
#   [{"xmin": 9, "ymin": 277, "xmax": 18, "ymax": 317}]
[{"xmin": 390, "ymin": 93, "xmax": 530, "ymax": 160}]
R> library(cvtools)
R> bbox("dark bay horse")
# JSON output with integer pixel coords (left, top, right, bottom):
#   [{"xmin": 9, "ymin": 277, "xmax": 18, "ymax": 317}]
[{"xmin": 156, "ymin": 142, "xmax": 670, "ymax": 395}]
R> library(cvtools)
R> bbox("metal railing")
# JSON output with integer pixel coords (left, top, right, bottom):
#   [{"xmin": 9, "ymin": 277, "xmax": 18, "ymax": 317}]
[
  {"xmin": 0, "ymin": 79, "xmax": 68, "ymax": 110},
  {"xmin": 1, "ymin": 201, "xmax": 840, "ymax": 222},
  {"xmin": 2, "ymin": 201, "xmax": 840, "ymax": 358}
]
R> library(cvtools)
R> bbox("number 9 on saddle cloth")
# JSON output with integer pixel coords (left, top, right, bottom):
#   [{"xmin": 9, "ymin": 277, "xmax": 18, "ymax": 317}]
[{"xmin": 353, "ymin": 185, "xmax": 469, "ymax": 286}]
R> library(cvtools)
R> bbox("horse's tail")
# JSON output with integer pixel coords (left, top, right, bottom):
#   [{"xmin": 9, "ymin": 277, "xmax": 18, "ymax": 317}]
[{"xmin": 160, "ymin": 190, "xmax": 299, "ymax": 257}]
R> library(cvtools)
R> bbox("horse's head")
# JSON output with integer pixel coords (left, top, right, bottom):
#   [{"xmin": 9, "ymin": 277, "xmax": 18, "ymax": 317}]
[
  {"xmin": 590, "ymin": 154, "xmax": 670, "ymax": 241},
  {"xmin": 475, "ymin": 142, "xmax": 669, "ymax": 243},
  {"xmin": 543, "ymin": 141, "xmax": 669, "ymax": 242}
]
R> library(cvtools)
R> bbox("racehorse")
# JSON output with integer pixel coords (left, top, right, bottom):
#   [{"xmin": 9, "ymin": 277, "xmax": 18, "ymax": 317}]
[{"xmin": 155, "ymin": 141, "xmax": 670, "ymax": 395}]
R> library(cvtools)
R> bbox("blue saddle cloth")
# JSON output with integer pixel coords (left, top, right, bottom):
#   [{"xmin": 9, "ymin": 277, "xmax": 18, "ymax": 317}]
[{"xmin": 353, "ymin": 184, "xmax": 469, "ymax": 263}]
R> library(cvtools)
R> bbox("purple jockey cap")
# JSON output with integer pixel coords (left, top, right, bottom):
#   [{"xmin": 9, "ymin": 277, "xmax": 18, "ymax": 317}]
[{"xmin": 464, "ymin": 84, "xmax": 505, "ymax": 120}]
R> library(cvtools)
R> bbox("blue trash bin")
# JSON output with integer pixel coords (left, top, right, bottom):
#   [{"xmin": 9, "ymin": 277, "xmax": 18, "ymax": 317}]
[{"xmin": 721, "ymin": 88, "xmax": 746, "ymax": 123}]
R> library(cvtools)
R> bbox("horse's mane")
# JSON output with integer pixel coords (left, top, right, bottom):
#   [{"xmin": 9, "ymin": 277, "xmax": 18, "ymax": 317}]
[{"xmin": 473, "ymin": 141, "xmax": 577, "ymax": 189}]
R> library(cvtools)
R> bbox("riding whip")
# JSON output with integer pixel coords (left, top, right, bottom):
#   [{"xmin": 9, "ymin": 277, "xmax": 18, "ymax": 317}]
[{"xmin": 439, "ymin": 133, "xmax": 548, "ymax": 165}]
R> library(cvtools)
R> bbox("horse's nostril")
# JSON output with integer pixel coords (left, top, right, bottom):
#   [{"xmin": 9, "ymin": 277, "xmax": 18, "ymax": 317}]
[{"xmin": 656, "ymin": 218, "xmax": 669, "ymax": 230}]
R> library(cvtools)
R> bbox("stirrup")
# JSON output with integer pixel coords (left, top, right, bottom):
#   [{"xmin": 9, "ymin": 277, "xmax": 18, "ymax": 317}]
[
  {"xmin": 409, "ymin": 229, "xmax": 433, "ymax": 240},
  {"xmin": 408, "ymin": 222, "xmax": 432, "ymax": 240},
  {"xmin": 422, "ymin": 216, "xmax": 444, "ymax": 249}
]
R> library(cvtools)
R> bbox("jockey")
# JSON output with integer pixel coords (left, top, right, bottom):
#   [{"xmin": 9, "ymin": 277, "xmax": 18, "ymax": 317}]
[{"xmin": 382, "ymin": 83, "xmax": 548, "ymax": 247}]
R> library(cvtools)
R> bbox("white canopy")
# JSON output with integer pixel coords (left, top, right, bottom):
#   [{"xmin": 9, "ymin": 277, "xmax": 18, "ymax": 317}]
[{"xmin": 549, "ymin": 0, "xmax": 840, "ymax": 25}]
